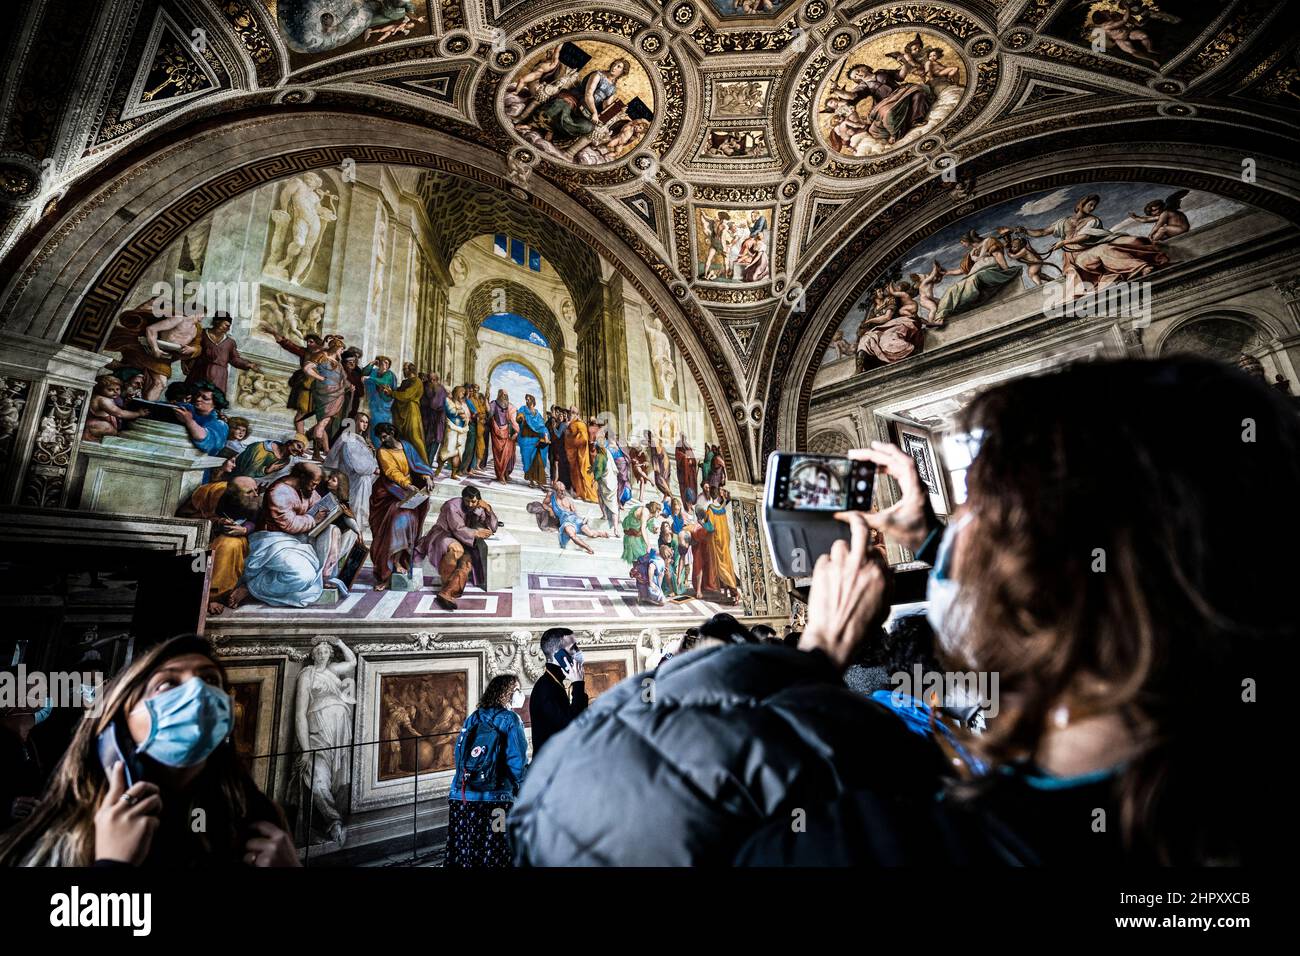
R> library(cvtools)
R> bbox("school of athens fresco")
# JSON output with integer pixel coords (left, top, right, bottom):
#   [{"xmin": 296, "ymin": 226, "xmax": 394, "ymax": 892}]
[{"xmin": 80, "ymin": 162, "xmax": 749, "ymax": 624}]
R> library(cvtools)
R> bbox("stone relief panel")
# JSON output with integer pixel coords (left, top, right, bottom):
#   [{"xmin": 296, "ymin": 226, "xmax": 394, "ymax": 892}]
[
  {"xmin": 20, "ymin": 385, "xmax": 86, "ymax": 508},
  {"xmin": 0, "ymin": 378, "xmax": 32, "ymax": 478}
]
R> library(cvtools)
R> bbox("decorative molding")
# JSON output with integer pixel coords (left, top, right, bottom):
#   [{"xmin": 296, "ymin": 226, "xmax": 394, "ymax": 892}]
[
  {"xmin": 0, "ymin": 505, "xmax": 210, "ymax": 554},
  {"xmin": 19, "ymin": 384, "xmax": 85, "ymax": 508}
]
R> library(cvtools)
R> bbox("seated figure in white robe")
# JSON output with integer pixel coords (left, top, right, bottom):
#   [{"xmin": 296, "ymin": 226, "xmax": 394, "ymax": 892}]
[
  {"xmin": 234, "ymin": 462, "xmax": 333, "ymax": 608},
  {"xmin": 323, "ymin": 415, "xmax": 378, "ymax": 537}
]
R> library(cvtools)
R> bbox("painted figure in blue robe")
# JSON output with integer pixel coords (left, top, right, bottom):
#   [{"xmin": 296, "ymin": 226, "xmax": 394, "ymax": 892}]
[
  {"xmin": 174, "ymin": 379, "xmax": 231, "ymax": 456},
  {"xmin": 632, "ymin": 547, "xmax": 667, "ymax": 606},
  {"xmin": 516, "ymin": 394, "xmax": 549, "ymax": 488},
  {"xmin": 361, "ymin": 356, "xmax": 398, "ymax": 449}
]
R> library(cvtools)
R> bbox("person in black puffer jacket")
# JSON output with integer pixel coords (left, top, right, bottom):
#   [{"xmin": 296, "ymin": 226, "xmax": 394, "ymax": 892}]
[{"xmin": 509, "ymin": 613, "xmax": 947, "ymax": 866}]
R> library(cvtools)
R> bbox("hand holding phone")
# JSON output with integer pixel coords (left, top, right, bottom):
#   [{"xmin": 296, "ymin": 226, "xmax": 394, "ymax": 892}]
[
  {"xmin": 97, "ymin": 719, "xmax": 141, "ymax": 788},
  {"xmin": 94, "ymin": 762, "xmax": 162, "ymax": 866},
  {"xmin": 845, "ymin": 442, "xmax": 937, "ymax": 552},
  {"xmin": 554, "ymin": 647, "xmax": 583, "ymax": 682},
  {"xmin": 761, "ymin": 452, "xmax": 876, "ymax": 578},
  {"xmin": 797, "ymin": 512, "xmax": 890, "ymax": 671}
]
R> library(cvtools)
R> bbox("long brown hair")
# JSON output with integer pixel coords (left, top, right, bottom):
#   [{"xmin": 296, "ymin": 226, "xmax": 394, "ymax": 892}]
[
  {"xmin": 949, "ymin": 358, "xmax": 1294, "ymax": 863},
  {"xmin": 478, "ymin": 673, "xmax": 521, "ymax": 711},
  {"xmin": 0, "ymin": 634, "xmax": 286, "ymax": 866}
]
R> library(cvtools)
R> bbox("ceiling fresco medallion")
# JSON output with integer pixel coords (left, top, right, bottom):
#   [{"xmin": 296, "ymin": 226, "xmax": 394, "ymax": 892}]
[
  {"xmin": 272, "ymin": 0, "xmax": 435, "ymax": 68},
  {"xmin": 501, "ymin": 38, "xmax": 657, "ymax": 168},
  {"xmin": 705, "ymin": 0, "xmax": 797, "ymax": 18},
  {"xmin": 815, "ymin": 28, "xmax": 970, "ymax": 160}
]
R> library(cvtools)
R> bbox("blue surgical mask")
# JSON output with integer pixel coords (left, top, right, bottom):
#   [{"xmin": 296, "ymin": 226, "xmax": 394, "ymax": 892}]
[
  {"xmin": 926, "ymin": 513, "xmax": 973, "ymax": 655},
  {"xmin": 134, "ymin": 677, "xmax": 233, "ymax": 768}
]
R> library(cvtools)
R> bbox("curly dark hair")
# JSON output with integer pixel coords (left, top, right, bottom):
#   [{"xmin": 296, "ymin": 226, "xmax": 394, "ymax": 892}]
[
  {"xmin": 187, "ymin": 378, "xmax": 229, "ymax": 410},
  {"xmin": 951, "ymin": 357, "xmax": 1295, "ymax": 864},
  {"xmin": 478, "ymin": 672, "xmax": 521, "ymax": 711}
]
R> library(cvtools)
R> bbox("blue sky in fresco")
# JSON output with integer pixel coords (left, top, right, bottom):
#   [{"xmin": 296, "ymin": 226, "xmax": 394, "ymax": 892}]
[{"xmin": 483, "ymin": 312, "xmax": 549, "ymax": 349}]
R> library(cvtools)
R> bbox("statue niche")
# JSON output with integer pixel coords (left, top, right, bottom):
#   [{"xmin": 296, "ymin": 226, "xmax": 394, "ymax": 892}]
[{"xmin": 263, "ymin": 172, "xmax": 339, "ymax": 290}]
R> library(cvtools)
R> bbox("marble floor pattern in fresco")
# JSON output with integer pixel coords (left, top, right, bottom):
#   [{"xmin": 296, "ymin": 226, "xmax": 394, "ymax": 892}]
[{"xmin": 218, "ymin": 566, "xmax": 729, "ymax": 623}]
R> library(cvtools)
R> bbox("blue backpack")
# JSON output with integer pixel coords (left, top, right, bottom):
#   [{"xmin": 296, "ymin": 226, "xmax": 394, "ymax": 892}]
[{"xmin": 459, "ymin": 711, "xmax": 508, "ymax": 793}]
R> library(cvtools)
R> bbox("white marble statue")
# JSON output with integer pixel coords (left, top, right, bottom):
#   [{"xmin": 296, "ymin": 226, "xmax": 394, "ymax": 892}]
[
  {"xmin": 645, "ymin": 314, "xmax": 676, "ymax": 401},
  {"xmin": 265, "ymin": 172, "xmax": 337, "ymax": 286},
  {"xmin": 294, "ymin": 637, "xmax": 357, "ymax": 846}
]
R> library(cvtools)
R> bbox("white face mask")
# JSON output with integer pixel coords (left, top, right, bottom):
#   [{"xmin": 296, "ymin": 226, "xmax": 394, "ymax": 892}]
[
  {"xmin": 510, "ymin": 688, "xmax": 525, "ymax": 709},
  {"xmin": 925, "ymin": 513, "xmax": 973, "ymax": 656}
]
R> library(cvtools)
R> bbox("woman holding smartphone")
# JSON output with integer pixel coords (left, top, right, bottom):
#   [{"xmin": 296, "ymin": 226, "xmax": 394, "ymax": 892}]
[
  {"xmin": 739, "ymin": 357, "xmax": 1291, "ymax": 865},
  {"xmin": 0, "ymin": 635, "xmax": 300, "ymax": 867},
  {"xmin": 512, "ymin": 358, "xmax": 1292, "ymax": 866}
]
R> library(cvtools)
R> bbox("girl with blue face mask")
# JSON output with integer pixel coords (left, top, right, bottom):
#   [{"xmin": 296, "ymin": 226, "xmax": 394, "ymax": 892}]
[{"xmin": 0, "ymin": 635, "xmax": 300, "ymax": 868}]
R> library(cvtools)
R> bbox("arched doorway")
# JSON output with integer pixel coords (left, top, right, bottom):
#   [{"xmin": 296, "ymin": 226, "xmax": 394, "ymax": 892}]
[
  {"xmin": 462, "ymin": 277, "xmax": 567, "ymax": 406},
  {"xmin": 486, "ymin": 355, "xmax": 547, "ymax": 412}
]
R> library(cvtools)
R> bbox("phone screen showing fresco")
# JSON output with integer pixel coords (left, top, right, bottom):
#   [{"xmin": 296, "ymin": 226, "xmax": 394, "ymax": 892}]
[{"xmin": 780, "ymin": 456, "xmax": 852, "ymax": 511}]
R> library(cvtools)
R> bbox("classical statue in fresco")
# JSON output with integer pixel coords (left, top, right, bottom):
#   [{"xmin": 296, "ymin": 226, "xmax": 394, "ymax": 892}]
[
  {"xmin": 644, "ymin": 315, "xmax": 677, "ymax": 401},
  {"xmin": 293, "ymin": 637, "xmax": 357, "ymax": 846},
  {"xmin": 370, "ymin": 219, "xmax": 388, "ymax": 316},
  {"xmin": 265, "ymin": 172, "xmax": 338, "ymax": 286}
]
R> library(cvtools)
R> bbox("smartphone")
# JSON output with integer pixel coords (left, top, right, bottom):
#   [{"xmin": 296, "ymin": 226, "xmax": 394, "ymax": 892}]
[
  {"xmin": 97, "ymin": 718, "xmax": 140, "ymax": 787},
  {"xmin": 552, "ymin": 648, "xmax": 573, "ymax": 672},
  {"xmin": 769, "ymin": 453, "xmax": 875, "ymax": 513},
  {"xmin": 762, "ymin": 452, "xmax": 876, "ymax": 579}
]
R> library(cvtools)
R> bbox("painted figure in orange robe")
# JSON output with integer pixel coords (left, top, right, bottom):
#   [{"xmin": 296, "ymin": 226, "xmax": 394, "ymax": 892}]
[
  {"xmin": 706, "ymin": 494, "xmax": 740, "ymax": 603},
  {"xmin": 689, "ymin": 504, "xmax": 716, "ymax": 597},
  {"xmin": 178, "ymin": 477, "xmax": 261, "ymax": 614},
  {"xmin": 563, "ymin": 406, "xmax": 598, "ymax": 502}
]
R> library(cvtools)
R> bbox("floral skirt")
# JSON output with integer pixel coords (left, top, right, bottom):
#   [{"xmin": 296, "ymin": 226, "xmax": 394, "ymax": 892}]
[{"xmin": 445, "ymin": 798, "xmax": 513, "ymax": 868}]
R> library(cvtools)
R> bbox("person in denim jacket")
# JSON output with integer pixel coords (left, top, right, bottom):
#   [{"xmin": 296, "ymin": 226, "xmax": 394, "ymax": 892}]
[{"xmin": 445, "ymin": 673, "xmax": 528, "ymax": 868}]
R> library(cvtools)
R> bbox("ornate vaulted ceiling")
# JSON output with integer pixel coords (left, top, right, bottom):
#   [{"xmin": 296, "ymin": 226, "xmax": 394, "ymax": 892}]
[{"xmin": 1, "ymin": 0, "xmax": 1297, "ymax": 481}]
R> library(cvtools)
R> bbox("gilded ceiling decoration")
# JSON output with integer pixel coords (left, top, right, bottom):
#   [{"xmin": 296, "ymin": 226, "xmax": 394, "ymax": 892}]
[{"xmin": 0, "ymin": 0, "xmax": 1296, "ymax": 479}]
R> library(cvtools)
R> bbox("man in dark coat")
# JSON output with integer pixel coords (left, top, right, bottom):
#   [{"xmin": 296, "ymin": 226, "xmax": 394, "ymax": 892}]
[
  {"xmin": 528, "ymin": 627, "xmax": 588, "ymax": 756},
  {"xmin": 342, "ymin": 348, "xmax": 365, "ymax": 421}
]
